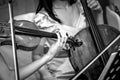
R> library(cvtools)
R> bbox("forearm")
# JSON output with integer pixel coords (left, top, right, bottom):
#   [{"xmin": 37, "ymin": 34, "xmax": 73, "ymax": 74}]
[
  {"xmin": 96, "ymin": 11, "xmax": 104, "ymax": 25},
  {"xmin": 19, "ymin": 53, "xmax": 52, "ymax": 80}
]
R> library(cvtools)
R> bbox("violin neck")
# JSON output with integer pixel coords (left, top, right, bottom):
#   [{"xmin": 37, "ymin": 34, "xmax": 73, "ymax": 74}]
[{"xmin": 15, "ymin": 26, "xmax": 57, "ymax": 38}]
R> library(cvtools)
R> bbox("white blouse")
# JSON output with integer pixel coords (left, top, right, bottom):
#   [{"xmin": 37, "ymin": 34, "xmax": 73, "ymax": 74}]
[{"xmin": 34, "ymin": 3, "xmax": 86, "ymax": 38}]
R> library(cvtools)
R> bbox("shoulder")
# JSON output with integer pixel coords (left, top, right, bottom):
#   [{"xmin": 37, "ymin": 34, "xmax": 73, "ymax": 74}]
[
  {"xmin": 75, "ymin": 1, "xmax": 84, "ymax": 13},
  {"xmin": 14, "ymin": 12, "xmax": 36, "ymax": 22},
  {"xmin": 34, "ymin": 11, "xmax": 59, "ymax": 32},
  {"xmin": 34, "ymin": 11, "xmax": 57, "ymax": 25}
]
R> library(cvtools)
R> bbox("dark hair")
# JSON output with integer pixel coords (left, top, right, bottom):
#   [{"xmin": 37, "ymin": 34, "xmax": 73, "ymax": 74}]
[{"xmin": 36, "ymin": 0, "xmax": 77, "ymax": 23}]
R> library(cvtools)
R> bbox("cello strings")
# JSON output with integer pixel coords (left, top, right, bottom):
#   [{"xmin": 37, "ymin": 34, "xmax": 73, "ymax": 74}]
[
  {"xmin": 82, "ymin": 0, "xmax": 109, "ymax": 66},
  {"xmin": 72, "ymin": 35, "xmax": 120, "ymax": 80}
]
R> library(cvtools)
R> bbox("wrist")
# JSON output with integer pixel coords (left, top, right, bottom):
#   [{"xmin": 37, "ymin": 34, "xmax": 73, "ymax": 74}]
[{"xmin": 44, "ymin": 53, "xmax": 54, "ymax": 61}]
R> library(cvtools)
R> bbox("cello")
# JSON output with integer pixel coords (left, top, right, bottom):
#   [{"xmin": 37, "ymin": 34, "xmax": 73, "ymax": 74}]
[{"xmin": 70, "ymin": 0, "xmax": 120, "ymax": 80}]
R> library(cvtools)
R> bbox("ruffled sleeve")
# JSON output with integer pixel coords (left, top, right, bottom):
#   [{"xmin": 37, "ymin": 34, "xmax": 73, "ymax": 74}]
[
  {"xmin": 34, "ymin": 12, "xmax": 62, "ymax": 47},
  {"xmin": 34, "ymin": 12, "xmax": 60, "ymax": 33}
]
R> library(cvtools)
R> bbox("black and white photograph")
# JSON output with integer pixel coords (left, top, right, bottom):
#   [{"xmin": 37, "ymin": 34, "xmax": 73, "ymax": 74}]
[{"xmin": 0, "ymin": 0, "xmax": 120, "ymax": 80}]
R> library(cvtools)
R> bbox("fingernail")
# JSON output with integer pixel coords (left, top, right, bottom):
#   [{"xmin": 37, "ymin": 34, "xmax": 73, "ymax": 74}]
[{"xmin": 66, "ymin": 33, "xmax": 68, "ymax": 36}]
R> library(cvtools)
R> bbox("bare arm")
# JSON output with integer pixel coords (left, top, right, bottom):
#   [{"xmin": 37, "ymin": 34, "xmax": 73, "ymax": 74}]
[
  {"xmin": 87, "ymin": 0, "xmax": 104, "ymax": 24},
  {"xmin": 19, "ymin": 32, "xmax": 67, "ymax": 80},
  {"xmin": 19, "ymin": 52, "xmax": 52, "ymax": 80}
]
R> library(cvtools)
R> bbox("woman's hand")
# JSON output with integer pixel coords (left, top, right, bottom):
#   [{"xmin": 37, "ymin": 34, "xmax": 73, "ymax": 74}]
[
  {"xmin": 87, "ymin": 0, "xmax": 104, "ymax": 24},
  {"xmin": 87, "ymin": 0, "xmax": 103, "ymax": 13},
  {"xmin": 46, "ymin": 31, "xmax": 68, "ymax": 59}
]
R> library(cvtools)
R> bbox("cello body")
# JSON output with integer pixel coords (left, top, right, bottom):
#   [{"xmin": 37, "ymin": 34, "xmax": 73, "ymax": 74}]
[{"xmin": 70, "ymin": 25, "xmax": 120, "ymax": 80}]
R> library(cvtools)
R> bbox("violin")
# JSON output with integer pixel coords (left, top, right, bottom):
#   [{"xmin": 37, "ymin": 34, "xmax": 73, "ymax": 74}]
[
  {"xmin": 0, "ymin": 20, "xmax": 82, "ymax": 51},
  {"xmin": 70, "ymin": 0, "xmax": 120, "ymax": 80}
]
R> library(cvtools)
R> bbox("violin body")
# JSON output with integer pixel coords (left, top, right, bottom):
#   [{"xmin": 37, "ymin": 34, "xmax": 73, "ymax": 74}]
[
  {"xmin": 70, "ymin": 25, "xmax": 120, "ymax": 80},
  {"xmin": 0, "ymin": 20, "xmax": 40, "ymax": 51},
  {"xmin": 14, "ymin": 20, "xmax": 40, "ymax": 47}
]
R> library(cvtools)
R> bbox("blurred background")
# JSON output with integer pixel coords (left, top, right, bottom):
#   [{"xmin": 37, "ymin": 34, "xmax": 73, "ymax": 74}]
[
  {"xmin": 0, "ymin": 0, "xmax": 120, "ymax": 28},
  {"xmin": 0, "ymin": 0, "xmax": 38, "ymax": 22}
]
